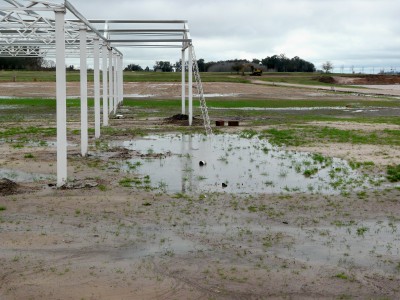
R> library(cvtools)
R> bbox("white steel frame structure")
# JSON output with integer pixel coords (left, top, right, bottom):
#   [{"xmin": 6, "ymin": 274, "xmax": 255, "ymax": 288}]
[{"xmin": 0, "ymin": 0, "xmax": 208, "ymax": 187}]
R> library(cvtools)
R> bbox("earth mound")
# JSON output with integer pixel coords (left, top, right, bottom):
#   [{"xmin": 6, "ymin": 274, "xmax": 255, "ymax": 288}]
[
  {"xmin": 0, "ymin": 178, "xmax": 19, "ymax": 196},
  {"xmin": 164, "ymin": 114, "xmax": 203, "ymax": 125},
  {"xmin": 354, "ymin": 75, "xmax": 400, "ymax": 85},
  {"xmin": 316, "ymin": 76, "xmax": 336, "ymax": 84},
  {"xmin": 317, "ymin": 75, "xmax": 400, "ymax": 85}
]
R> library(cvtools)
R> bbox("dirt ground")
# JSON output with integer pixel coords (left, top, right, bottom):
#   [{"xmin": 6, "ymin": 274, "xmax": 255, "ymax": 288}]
[
  {"xmin": 331, "ymin": 75, "xmax": 400, "ymax": 85},
  {"xmin": 1, "ymin": 80, "xmax": 400, "ymax": 299},
  {"xmin": 2, "ymin": 75, "xmax": 400, "ymax": 99}
]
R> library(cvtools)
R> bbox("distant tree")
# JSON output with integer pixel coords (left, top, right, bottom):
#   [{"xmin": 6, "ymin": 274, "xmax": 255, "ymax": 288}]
[
  {"xmin": 204, "ymin": 61, "xmax": 216, "ymax": 71},
  {"xmin": 173, "ymin": 58, "xmax": 205, "ymax": 72},
  {"xmin": 125, "ymin": 63, "xmax": 143, "ymax": 71},
  {"xmin": 153, "ymin": 61, "xmax": 173, "ymax": 72},
  {"xmin": 197, "ymin": 58, "xmax": 206, "ymax": 72},
  {"xmin": 145, "ymin": 66, "xmax": 150, "ymax": 72},
  {"xmin": 0, "ymin": 57, "xmax": 43, "ymax": 70},
  {"xmin": 261, "ymin": 54, "xmax": 315, "ymax": 72},
  {"xmin": 187, "ymin": 56, "xmax": 315, "ymax": 73},
  {"xmin": 322, "ymin": 61, "xmax": 334, "ymax": 73},
  {"xmin": 262, "ymin": 54, "xmax": 287, "ymax": 71},
  {"xmin": 174, "ymin": 60, "xmax": 182, "ymax": 72},
  {"xmin": 41, "ymin": 59, "xmax": 56, "ymax": 70},
  {"xmin": 231, "ymin": 63, "xmax": 243, "ymax": 74}
]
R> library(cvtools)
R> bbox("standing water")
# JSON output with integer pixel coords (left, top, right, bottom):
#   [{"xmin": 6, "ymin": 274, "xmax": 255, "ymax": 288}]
[{"xmin": 112, "ymin": 134, "xmax": 380, "ymax": 195}]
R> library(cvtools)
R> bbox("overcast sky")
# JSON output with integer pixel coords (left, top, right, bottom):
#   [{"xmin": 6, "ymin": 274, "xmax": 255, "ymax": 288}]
[{"xmin": 71, "ymin": 0, "xmax": 399, "ymax": 73}]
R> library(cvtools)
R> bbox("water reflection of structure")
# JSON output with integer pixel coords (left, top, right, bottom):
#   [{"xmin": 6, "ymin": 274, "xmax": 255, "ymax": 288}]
[
  {"xmin": 181, "ymin": 135, "xmax": 191, "ymax": 193},
  {"xmin": 180, "ymin": 135, "xmax": 214, "ymax": 193}
]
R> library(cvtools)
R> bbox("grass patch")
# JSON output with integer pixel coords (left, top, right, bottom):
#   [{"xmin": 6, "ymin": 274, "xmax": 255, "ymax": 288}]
[
  {"xmin": 98, "ymin": 184, "xmax": 107, "ymax": 191},
  {"xmin": 239, "ymin": 129, "xmax": 258, "ymax": 139},
  {"xmin": 316, "ymin": 127, "xmax": 377, "ymax": 144},
  {"xmin": 0, "ymin": 98, "xmax": 93, "ymax": 108},
  {"xmin": 356, "ymin": 226, "xmax": 369, "ymax": 236},
  {"xmin": 0, "ymin": 126, "xmax": 56, "ymax": 139},
  {"xmin": 260, "ymin": 126, "xmax": 400, "ymax": 147},
  {"xmin": 303, "ymin": 168, "xmax": 318, "ymax": 177},
  {"xmin": 258, "ymin": 73, "xmax": 360, "ymax": 88},
  {"xmin": 335, "ymin": 272, "xmax": 349, "ymax": 280},
  {"xmin": 119, "ymin": 177, "xmax": 141, "ymax": 187},
  {"xmin": 387, "ymin": 165, "xmax": 400, "ymax": 182},
  {"xmin": 261, "ymin": 128, "xmax": 299, "ymax": 146},
  {"xmin": 122, "ymin": 97, "xmax": 399, "ymax": 110}
]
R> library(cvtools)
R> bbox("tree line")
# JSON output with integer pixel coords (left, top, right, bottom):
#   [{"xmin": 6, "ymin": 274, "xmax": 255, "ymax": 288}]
[
  {"xmin": 1, "ymin": 53, "xmax": 315, "ymax": 73},
  {"xmin": 148, "ymin": 54, "xmax": 315, "ymax": 73},
  {"xmin": 0, "ymin": 57, "xmax": 45, "ymax": 70}
]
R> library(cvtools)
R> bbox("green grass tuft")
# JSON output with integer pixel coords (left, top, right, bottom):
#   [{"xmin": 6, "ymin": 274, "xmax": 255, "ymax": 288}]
[{"xmin": 387, "ymin": 165, "xmax": 400, "ymax": 182}]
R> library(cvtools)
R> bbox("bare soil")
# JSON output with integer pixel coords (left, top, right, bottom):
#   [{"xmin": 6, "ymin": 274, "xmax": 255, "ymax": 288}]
[
  {"xmin": 1, "ymin": 81, "xmax": 400, "ymax": 299},
  {"xmin": 331, "ymin": 75, "xmax": 400, "ymax": 85},
  {"xmin": 2, "ymin": 79, "xmax": 400, "ymax": 99}
]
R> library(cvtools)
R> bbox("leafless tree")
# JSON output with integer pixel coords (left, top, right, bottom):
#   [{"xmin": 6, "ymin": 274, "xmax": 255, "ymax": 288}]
[{"xmin": 322, "ymin": 61, "xmax": 334, "ymax": 73}]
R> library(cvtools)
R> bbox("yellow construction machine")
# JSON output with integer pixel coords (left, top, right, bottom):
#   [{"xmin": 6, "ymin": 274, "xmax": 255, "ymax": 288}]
[{"xmin": 250, "ymin": 65, "xmax": 263, "ymax": 76}]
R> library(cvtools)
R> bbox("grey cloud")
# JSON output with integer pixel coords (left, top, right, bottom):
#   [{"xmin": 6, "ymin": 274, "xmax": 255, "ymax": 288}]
[{"xmin": 70, "ymin": 0, "xmax": 400, "ymax": 69}]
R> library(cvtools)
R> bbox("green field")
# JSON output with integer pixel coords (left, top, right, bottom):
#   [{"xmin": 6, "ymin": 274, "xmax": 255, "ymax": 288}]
[{"xmin": 1, "ymin": 70, "xmax": 399, "ymax": 147}]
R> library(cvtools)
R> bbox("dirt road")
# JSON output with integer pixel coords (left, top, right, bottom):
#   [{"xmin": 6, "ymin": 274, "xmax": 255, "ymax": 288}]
[{"xmin": 2, "ymin": 80, "xmax": 400, "ymax": 99}]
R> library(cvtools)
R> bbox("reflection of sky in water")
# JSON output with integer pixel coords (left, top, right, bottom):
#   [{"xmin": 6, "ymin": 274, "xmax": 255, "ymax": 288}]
[{"xmin": 114, "ymin": 134, "xmax": 376, "ymax": 195}]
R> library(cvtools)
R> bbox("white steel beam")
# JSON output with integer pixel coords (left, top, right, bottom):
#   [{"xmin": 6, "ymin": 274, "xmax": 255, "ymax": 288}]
[
  {"xmin": 108, "ymin": 47, "xmax": 114, "ymax": 115},
  {"xmin": 113, "ymin": 53, "xmax": 118, "ymax": 113},
  {"xmin": 65, "ymin": 0, "xmax": 107, "ymax": 43},
  {"xmin": 93, "ymin": 37, "xmax": 100, "ymax": 138},
  {"xmin": 181, "ymin": 49, "xmax": 186, "ymax": 115},
  {"xmin": 80, "ymin": 26, "xmax": 88, "ymax": 157},
  {"xmin": 55, "ymin": 8, "xmax": 67, "ymax": 187},
  {"xmin": 88, "ymin": 20, "xmax": 187, "ymax": 24},
  {"xmin": 188, "ymin": 45, "xmax": 193, "ymax": 126},
  {"xmin": 102, "ymin": 42, "xmax": 109, "ymax": 126},
  {"xmin": 118, "ymin": 55, "xmax": 123, "ymax": 105}
]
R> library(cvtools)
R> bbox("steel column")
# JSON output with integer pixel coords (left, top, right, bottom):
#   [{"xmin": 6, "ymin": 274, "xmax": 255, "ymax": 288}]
[
  {"xmin": 188, "ymin": 45, "xmax": 193, "ymax": 126},
  {"xmin": 80, "ymin": 26, "xmax": 88, "ymax": 157},
  {"xmin": 119, "ymin": 56, "xmax": 123, "ymax": 105},
  {"xmin": 102, "ymin": 43, "xmax": 109, "ymax": 126},
  {"xmin": 181, "ymin": 49, "xmax": 186, "ymax": 115},
  {"xmin": 93, "ymin": 37, "xmax": 100, "ymax": 138},
  {"xmin": 108, "ymin": 48, "xmax": 114, "ymax": 115},
  {"xmin": 55, "ymin": 8, "xmax": 67, "ymax": 187},
  {"xmin": 113, "ymin": 54, "xmax": 118, "ymax": 113}
]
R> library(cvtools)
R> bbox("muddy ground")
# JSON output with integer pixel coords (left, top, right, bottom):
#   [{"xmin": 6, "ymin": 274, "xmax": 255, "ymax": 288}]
[{"xmin": 1, "ymin": 80, "xmax": 400, "ymax": 299}]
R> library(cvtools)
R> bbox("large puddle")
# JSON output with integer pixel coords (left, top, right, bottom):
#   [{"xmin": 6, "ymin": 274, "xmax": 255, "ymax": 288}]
[{"xmin": 112, "ymin": 134, "xmax": 382, "ymax": 195}]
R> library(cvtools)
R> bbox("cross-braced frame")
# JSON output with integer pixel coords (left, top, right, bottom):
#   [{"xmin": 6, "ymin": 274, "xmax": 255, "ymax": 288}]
[{"xmin": 0, "ymin": 0, "xmax": 210, "ymax": 187}]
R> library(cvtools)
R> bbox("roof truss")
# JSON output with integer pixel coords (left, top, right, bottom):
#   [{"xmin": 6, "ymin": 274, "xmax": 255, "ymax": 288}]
[{"xmin": 0, "ymin": 0, "xmax": 192, "ymax": 58}]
